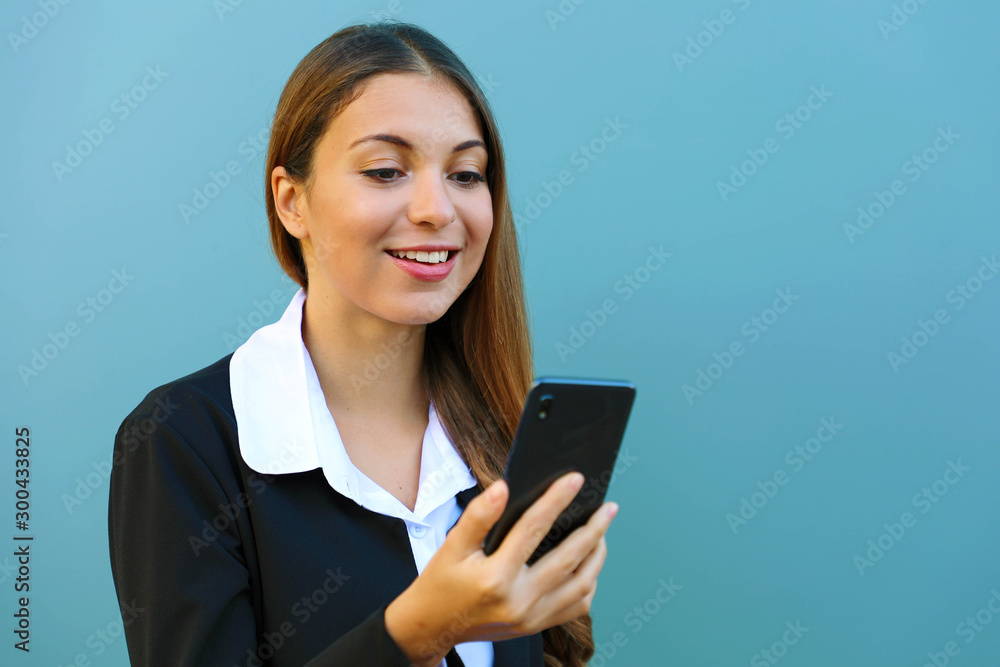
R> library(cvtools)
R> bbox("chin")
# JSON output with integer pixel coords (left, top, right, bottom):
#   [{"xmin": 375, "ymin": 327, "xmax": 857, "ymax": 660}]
[
  {"xmin": 410, "ymin": 304, "xmax": 451, "ymax": 325},
  {"xmin": 410, "ymin": 286, "xmax": 464, "ymax": 323},
  {"xmin": 382, "ymin": 301, "xmax": 448, "ymax": 326}
]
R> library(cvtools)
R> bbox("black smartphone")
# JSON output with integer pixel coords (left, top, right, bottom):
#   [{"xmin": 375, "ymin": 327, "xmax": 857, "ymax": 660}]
[{"xmin": 482, "ymin": 377, "xmax": 636, "ymax": 565}]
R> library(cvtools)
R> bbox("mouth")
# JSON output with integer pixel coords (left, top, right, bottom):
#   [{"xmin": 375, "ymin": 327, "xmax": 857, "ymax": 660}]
[
  {"xmin": 385, "ymin": 248, "xmax": 455, "ymax": 264},
  {"xmin": 384, "ymin": 247, "xmax": 459, "ymax": 282}
]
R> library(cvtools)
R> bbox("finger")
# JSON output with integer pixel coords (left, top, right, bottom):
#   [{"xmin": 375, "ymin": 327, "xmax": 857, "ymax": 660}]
[
  {"xmin": 531, "ymin": 537, "xmax": 608, "ymax": 630},
  {"xmin": 495, "ymin": 471, "xmax": 585, "ymax": 566},
  {"xmin": 529, "ymin": 501, "xmax": 617, "ymax": 584},
  {"xmin": 440, "ymin": 478, "xmax": 509, "ymax": 555},
  {"xmin": 574, "ymin": 535, "xmax": 607, "ymax": 580}
]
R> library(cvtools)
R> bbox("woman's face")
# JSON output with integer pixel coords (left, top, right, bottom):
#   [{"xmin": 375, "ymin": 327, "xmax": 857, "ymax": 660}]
[{"xmin": 274, "ymin": 72, "xmax": 493, "ymax": 326}]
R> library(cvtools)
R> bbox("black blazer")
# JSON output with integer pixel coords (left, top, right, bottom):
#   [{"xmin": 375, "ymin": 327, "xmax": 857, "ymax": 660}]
[{"xmin": 107, "ymin": 352, "xmax": 543, "ymax": 666}]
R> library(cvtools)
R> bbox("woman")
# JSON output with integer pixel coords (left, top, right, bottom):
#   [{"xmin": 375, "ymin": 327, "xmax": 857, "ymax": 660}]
[{"xmin": 108, "ymin": 20, "xmax": 617, "ymax": 667}]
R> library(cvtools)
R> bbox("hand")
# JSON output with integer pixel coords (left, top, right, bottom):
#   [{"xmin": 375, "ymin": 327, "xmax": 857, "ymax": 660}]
[{"xmin": 384, "ymin": 471, "xmax": 618, "ymax": 666}]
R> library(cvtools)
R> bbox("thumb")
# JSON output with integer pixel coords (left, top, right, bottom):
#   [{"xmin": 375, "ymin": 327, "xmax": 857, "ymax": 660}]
[{"xmin": 444, "ymin": 479, "xmax": 509, "ymax": 554}]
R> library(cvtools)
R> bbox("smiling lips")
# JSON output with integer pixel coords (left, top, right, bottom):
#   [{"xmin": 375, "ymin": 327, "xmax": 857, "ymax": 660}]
[
  {"xmin": 387, "ymin": 249, "xmax": 451, "ymax": 264},
  {"xmin": 385, "ymin": 247, "xmax": 459, "ymax": 281}
]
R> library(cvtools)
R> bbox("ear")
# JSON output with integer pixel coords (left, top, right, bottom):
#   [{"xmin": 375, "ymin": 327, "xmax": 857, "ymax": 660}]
[{"xmin": 271, "ymin": 166, "xmax": 309, "ymax": 240}]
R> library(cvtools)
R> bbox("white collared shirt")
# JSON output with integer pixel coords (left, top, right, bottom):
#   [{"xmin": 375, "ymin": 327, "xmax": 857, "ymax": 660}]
[{"xmin": 230, "ymin": 287, "xmax": 492, "ymax": 667}]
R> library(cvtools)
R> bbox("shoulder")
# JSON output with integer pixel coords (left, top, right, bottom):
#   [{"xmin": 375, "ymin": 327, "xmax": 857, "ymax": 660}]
[
  {"xmin": 118, "ymin": 352, "xmax": 233, "ymax": 426},
  {"xmin": 113, "ymin": 352, "xmax": 239, "ymax": 473}
]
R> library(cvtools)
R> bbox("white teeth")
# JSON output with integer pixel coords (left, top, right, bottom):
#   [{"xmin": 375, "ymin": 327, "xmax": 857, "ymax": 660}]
[{"xmin": 389, "ymin": 249, "xmax": 450, "ymax": 263}]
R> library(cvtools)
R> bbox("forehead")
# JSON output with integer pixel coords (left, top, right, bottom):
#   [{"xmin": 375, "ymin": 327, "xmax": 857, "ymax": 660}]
[{"xmin": 325, "ymin": 72, "xmax": 484, "ymax": 152}]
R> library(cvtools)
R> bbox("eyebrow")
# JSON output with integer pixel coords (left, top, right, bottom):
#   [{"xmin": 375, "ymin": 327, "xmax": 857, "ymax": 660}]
[{"xmin": 348, "ymin": 133, "xmax": 486, "ymax": 154}]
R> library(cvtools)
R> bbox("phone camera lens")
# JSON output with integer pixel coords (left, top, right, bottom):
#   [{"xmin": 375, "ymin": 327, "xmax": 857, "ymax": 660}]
[{"xmin": 538, "ymin": 395, "xmax": 553, "ymax": 420}]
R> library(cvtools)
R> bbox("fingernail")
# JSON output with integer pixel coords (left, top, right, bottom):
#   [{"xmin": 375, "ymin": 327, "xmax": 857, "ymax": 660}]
[
  {"xmin": 606, "ymin": 503, "xmax": 619, "ymax": 519},
  {"xmin": 565, "ymin": 472, "xmax": 584, "ymax": 490}
]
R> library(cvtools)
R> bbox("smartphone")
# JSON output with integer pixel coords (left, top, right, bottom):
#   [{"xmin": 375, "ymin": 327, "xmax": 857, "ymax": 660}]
[{"xmin": 482, "ymin": 377, "xmax": 636, "ymax": 565}]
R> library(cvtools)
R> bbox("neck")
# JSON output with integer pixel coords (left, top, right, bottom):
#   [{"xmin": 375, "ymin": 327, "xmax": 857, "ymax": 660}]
[{"xmin": 300, "ymin": 286, "xmax": 429, "ymax": 420}]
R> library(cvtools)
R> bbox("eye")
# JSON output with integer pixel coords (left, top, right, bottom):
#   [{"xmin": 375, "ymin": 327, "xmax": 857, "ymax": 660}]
[
  {"xmin": 361, "ymin": 168, "xmax": 486, "ymax": 188},
  {"xmin": 451, "ymin": 171, "xmax": 486, "ymax": 189},
  {"xmin": 361, "ymin": 168, "xmax": 403, "ymax": 183}
]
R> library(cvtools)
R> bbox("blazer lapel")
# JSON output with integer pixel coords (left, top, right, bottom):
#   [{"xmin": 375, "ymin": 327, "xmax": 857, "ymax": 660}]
[{"xmin": 455, "ymin": 484, "xmax": 483, "ymax": 510}]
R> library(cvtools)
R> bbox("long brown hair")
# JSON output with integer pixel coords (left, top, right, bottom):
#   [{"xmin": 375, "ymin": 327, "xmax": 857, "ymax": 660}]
[{"xmin": 263, "ymin": 19, "xmax": 593, "ymax": 667}]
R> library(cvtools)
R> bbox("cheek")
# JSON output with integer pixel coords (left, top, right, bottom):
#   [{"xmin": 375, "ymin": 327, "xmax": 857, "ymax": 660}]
[
  {"xmin": 312, "ymin": 196, "xmax": 386, "ymax": 264},
  {"xmin": 468, "ymin": 197, "xmax": 494, "ymax": 245},
  {"xmin": 464, "ymin": 217, "xmax": 493, "ymax": 281},
  {"xmin": 310, "ymin": 227, "xmax": 346, "ymax": 266}
]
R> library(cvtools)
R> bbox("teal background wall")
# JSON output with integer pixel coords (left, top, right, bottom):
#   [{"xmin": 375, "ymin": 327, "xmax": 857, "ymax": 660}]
[{"xmin": 3, "ymin": 0, "xmax": 999, "ymax": 664}]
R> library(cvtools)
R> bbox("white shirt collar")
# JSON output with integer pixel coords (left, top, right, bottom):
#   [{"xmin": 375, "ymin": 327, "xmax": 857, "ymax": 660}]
[{"xmin": 229, "ymin": 287, "xmax": 476, "ymax": 521}]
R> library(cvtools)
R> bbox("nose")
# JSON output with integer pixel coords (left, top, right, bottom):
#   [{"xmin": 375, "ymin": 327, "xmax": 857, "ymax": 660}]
[{"xmin": 406, "ymin": 169, "xmax": 456, "ymax": 229}]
